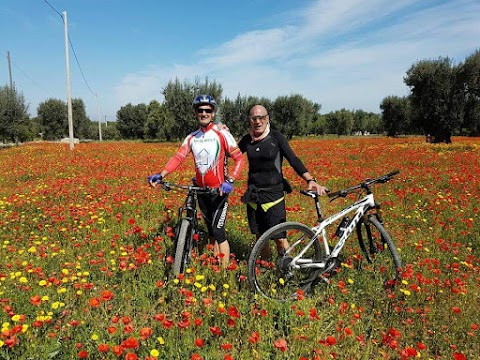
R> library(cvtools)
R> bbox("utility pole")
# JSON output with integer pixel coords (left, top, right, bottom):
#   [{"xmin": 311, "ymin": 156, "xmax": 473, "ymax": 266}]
[
  {"xmin": 63, "ymin": 11, "xmax": 74, "ymax": 150},
  {"xmin": 96, "ymin": 93, "xmax": 102, "ymax": 141},
  {"xmin": 7, "ymin": 51, "xmax": 14, "ymax": 90}
]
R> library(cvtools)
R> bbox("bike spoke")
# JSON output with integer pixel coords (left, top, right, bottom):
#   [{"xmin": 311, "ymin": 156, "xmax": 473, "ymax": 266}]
[{"xmin": 249, "ymin": 223, "xmax": 325, "ymax": 301}]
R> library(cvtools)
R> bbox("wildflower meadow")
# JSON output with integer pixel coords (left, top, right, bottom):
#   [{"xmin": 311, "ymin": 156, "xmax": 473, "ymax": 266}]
[{"xmin": 0, "ymin": 136, "xmax": 478, "ymax": 360}]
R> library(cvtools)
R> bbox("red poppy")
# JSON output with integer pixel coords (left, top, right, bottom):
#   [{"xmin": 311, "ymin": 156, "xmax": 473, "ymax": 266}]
[
  {"xmin": 249, "ymin": 331, "xmax": 260, "ymax": 344},
  {"xmin": 273, "ymin": 338, "xmax": 288, "ymax": 352},
  {"xmin": 325, "ymin": 336, "xmax": 337, "ymax": 346},
  {"xmin": 227, "ymin": 306, "xmax": 241, "ymax": 318},
  {"xmin": 121, "ymin": 337, "xmax": 139, "ymax": 349},
  {"xmin": 97, "ymin": 343, "xmax": 109, "ymax": 353},
  {"xmin": 209, "ymin": 326, "xmax": 222, "ymax": 336},
  {"xmin": 221, "ymin": 343, "xmax": 233, "ymax": 351},
  {"xmin": 77, "ymin": 350, "xmax": 88, "ymax": 358},
  {"xmin": 194, "ymin": 338, "xmax": 204, "ymax": 347}
]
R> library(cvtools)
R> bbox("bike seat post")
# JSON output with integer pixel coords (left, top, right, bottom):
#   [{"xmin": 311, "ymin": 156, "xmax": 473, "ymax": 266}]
[{"xmin": 314, "ymin": 193, "xmax": 324, "ymax": 222}]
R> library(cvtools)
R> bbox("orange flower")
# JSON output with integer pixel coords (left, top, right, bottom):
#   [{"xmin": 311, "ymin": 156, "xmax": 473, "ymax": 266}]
[
  {"xmin": 30, "ymin": 295, "xmax": 42, "ymax": 306},
  {"xmin": 139, "ymin": 327, "xmax": 153, "ymax": 340},
  {"xmin": 101, "ymin": 290, "xmax": 114, "ymax": 301},
  {"xmin": 89, "ymin": 297, "xmax": 101, "ymax": 308},
  {"xmin": 112, "ymin": 345, "xmax": 123, "ymax": 356},
  {"xmin": 125, "ymin": 352, "xmax": 138, "ymax": 360}
]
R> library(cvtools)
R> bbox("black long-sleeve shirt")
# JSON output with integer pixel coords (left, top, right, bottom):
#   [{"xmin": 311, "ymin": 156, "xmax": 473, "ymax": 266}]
[{"xmin": 238, "ymin": 130, "xmax": 308, "ymax": 202}]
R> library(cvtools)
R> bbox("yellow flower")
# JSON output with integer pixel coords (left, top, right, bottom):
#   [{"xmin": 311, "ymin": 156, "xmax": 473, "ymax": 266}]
[
  {"xmin": 157, "ymin": 337, "xmax": 165, "ymax": 345},
  {"xmin": 195, "ymin": 275, "xmax": 204, "ymax": 281},
  {"xmin": 91, "ymin": 333, "xmax": 99, "ymax": 341},
  {"xmin": 11, "ymin": 315, "xmax": 20, "ymax": 322},
  {"xmin": 150, "ymin": 349, "xmax": 160, "ymax": 357},
  {"xmin": 39, "ymin": 280, "xmax": 47, "ymax": 287}
]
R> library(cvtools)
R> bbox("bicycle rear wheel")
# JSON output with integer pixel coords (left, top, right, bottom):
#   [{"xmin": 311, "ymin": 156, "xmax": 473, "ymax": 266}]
[
  {"xmin": 356, "ymin": 215, "xmax": 402, "ymax": 290},
  {"xmin": 248, "ymin": 222, "xmax": 325, "ymax": 301},
  {"xmin": 173, "ymin": 219, "xmax": 193, "ymax": 275}
]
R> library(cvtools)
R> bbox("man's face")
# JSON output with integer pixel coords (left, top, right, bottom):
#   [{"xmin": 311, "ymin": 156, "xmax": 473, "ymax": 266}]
[
  {"xmin": 195, "ymin": 105, "xmax": 215, "ymax": 127},
  {"xmin": 249, "ymin": 109, "xmax": 269, "ymax": 135}
]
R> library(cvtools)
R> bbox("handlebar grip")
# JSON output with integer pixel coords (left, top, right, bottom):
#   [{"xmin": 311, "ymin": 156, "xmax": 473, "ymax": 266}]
[{"xmin": 387, "ymin": 170, "xmax": 400, "ymax": 177}]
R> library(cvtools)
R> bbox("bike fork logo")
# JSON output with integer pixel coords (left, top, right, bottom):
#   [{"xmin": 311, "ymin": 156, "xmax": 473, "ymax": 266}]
[{"xmin": 216, "ymin": 203, "xmax": 228, "ymax": 228}]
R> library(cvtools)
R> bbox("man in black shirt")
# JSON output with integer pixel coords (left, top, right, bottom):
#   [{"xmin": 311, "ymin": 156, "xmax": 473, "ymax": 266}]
[{"xmin": 238, "ymin": 104, "xmax": 328, "ymax": 254}]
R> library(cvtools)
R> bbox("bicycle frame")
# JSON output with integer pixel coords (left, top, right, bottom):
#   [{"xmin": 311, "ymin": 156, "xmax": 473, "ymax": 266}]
[
  {"xmin": 287, "ymin": 193, "xmax": 376, "ymax": 270},
  {"xmin": 176, "ymin": 191, "xmax": 199, "ymax": 232}
]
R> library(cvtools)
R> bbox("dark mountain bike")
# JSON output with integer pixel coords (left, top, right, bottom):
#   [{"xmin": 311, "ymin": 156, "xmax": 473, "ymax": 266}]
[{"xmin": 157, "ymin": 180, "xmax": 217, "ymax": 275}]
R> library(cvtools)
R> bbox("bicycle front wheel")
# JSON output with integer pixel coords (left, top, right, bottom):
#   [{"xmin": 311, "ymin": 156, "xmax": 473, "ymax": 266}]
[
  {"xmin": 248, "ymin": 222, "xmax": 325, "ymax": 301},
  {"xmin": 356, "ymin": 215, "xmax": 402, "ymax": 290},
  {"xmin": 173, "ymin": 219, "xmax": 193, "ymax": 275}
]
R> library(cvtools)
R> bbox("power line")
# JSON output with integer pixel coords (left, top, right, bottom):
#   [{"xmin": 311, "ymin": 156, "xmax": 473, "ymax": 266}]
[
  {"xmin": 43, "ymin": 0, "xmax": 98, "ymax": 97},
  {"xmin": 0, "ymin": 49, "xmax": 52, "ymax": 96}
]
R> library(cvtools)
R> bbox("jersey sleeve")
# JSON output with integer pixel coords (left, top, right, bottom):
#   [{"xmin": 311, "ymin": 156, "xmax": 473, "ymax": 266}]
[
  {"xmin": 276, "ymin": 131, "xmax": 308, "ymax": 176},
  {"xmin": 163, "ymin": 135, "xmax": 191, "ymax": 174},
  {"xmin": 221, "ymin": 129, "xmax": 245, "ymax": 180}
]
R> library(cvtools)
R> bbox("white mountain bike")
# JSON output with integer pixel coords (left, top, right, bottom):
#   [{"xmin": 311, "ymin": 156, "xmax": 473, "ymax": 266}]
[{"xmin": 247, "ymin": 170, "xmax": 401, "ymax": 301}]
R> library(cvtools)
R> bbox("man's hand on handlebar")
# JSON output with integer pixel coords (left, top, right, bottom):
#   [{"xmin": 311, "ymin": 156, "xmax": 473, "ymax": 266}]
[
  {"xmin": 307, "ymin": 181, "xmax": 328, "ymax": 196},
  {"xmin": 147, "ymin": 173, "xmax": 163, "ymax": 187}
]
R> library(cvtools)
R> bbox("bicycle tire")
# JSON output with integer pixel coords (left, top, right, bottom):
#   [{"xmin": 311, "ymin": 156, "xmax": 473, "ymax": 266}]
[
  {"xmin": 356, "ymin": 215, "xmax": 402, "ymax": 290},
  {"xmin": 173, "ymin": 219, "xmax": 193, "ymax": 275},
  {"xmin": 248, "ymin": 222, "xmax": 325, "ymax": 302}
]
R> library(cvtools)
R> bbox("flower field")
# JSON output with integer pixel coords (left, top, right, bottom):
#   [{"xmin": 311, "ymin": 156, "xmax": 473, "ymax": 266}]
[{"xmin": 0, "ymin": 137, "xmax": 478, "ymax": 360}]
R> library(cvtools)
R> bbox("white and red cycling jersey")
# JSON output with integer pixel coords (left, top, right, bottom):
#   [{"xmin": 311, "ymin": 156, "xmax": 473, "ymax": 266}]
[{"xmin": 163, "ymin": 122, "xmax": 244, "ymax": 188}]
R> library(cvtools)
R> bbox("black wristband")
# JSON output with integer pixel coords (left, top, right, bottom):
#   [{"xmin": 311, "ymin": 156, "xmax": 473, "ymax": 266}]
[{"xmin": 306, "ymin": 178, "xmax": 317, "ymax": 183}]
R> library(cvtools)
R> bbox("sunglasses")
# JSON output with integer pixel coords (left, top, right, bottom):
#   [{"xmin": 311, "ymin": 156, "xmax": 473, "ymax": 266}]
[
  {"xmin": 249, "ymin": 115, "xmax": 268, "ymax": 121},
  {"xmin": 196, "ymin": 108, "xmax": 213, "ymax": 114}
]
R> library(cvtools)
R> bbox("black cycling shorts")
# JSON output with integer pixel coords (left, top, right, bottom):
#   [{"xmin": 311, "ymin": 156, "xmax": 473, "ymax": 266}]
[
  {"xmin": 246, "ymin": 198, "xmax": 286, "ymax": 239},
  {"xmin": 197, "ymin": 193, "xmax": 229, "ymax": 244}
]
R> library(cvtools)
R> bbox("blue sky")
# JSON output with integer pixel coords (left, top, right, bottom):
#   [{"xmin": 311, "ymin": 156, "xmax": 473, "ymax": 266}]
[{"xmin": 1, "ymin": 0, "xmax": 479, "ymax": 121}]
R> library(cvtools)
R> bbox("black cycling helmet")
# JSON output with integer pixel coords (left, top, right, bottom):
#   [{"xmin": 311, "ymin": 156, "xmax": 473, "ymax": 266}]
[{"xmin": 192, "ymin": 94, "xmax": 217, "ymax": 110}]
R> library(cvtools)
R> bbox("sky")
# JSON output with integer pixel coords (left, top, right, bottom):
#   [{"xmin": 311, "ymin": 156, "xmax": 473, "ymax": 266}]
[{"xmin": 1, "ymin": 0, "xmax": 479, "ymax": 121}]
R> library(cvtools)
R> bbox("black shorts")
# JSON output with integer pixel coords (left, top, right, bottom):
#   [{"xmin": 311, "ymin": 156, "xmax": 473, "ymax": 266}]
[
  {"xmin": 197, "ymin": 193, "xmax": 229, "ymax": 244},
  {"xmin": 246, "ymin": 198, "xmax": 286, "ymax": 239}
]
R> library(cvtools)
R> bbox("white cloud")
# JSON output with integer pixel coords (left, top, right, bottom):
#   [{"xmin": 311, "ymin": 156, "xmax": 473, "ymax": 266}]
[{"xmin": 111, "ymin": 0, "xmax": 480, "ymax": 116}]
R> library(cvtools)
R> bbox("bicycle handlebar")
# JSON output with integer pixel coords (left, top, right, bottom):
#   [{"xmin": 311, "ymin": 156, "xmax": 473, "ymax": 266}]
[
  {"xmin": 327, "ymin": 170, "xmax": 400, "ymax": 199},
  {"xmin": 157, "ymin": 180, "xmax": 219, "ymax": 195}
]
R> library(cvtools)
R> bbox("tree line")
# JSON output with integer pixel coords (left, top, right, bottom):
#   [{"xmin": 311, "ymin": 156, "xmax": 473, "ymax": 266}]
[{"xmin": 1, "ymin": 49, "xmax": 479, "ymax": 144}]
